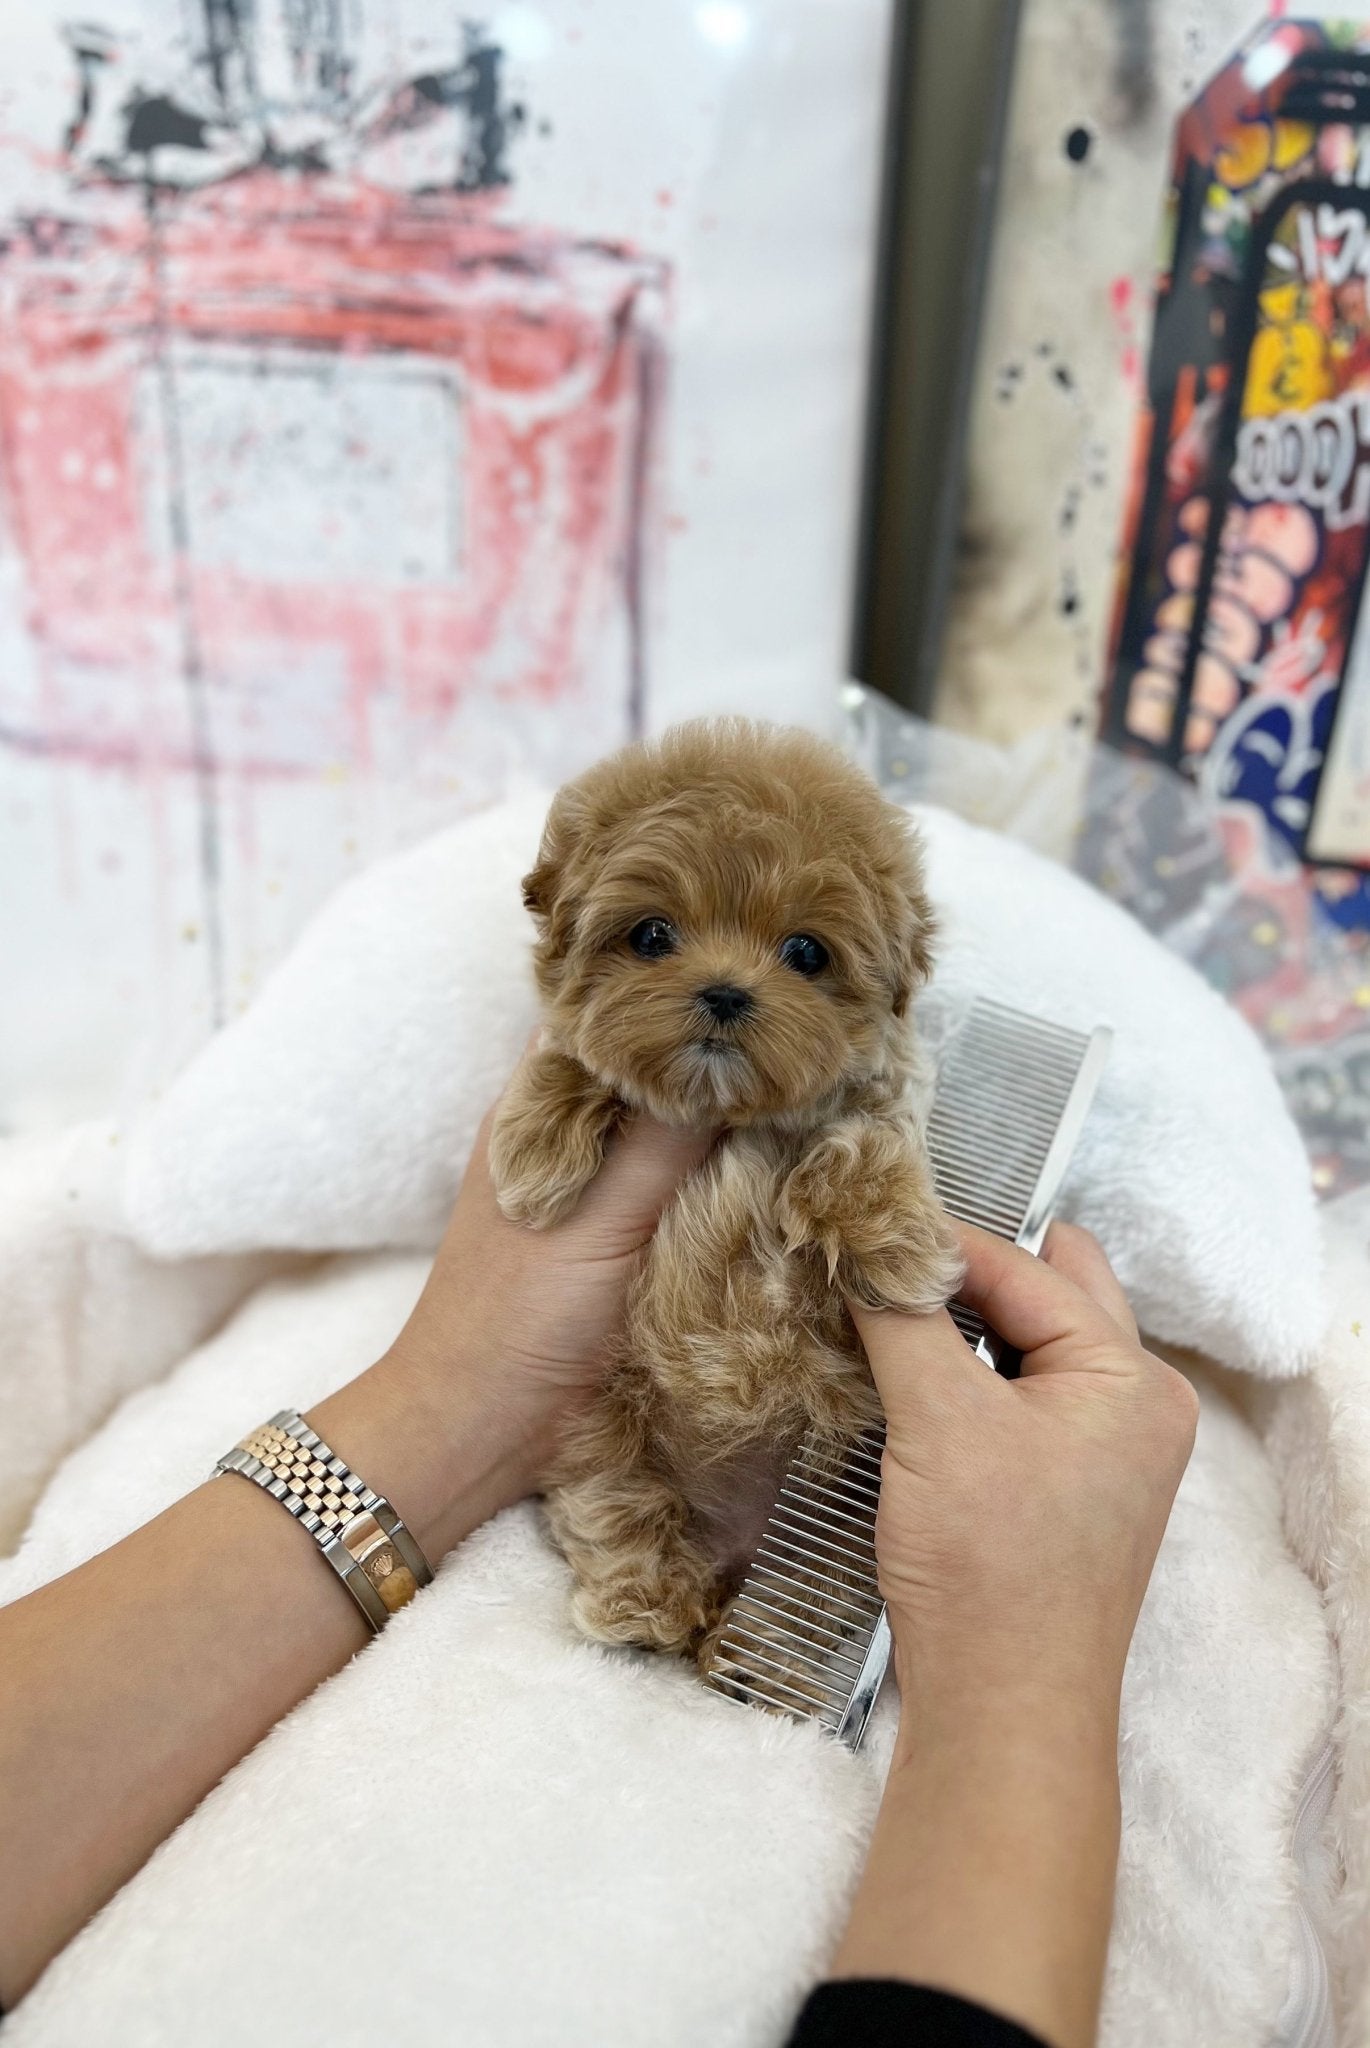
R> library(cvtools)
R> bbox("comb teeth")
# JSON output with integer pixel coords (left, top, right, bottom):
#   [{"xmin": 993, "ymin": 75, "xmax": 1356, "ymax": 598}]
[
  {"xmin": 925, "ymin": 1003, "xmax": 1101, "ymax": 1244},
  {"xmin": 708, "ymin": 1427, "xmax": 886, "ymax": 1732},
  {"xmin": 706, "ymin": 998, "xmax": 1110, "ymax": 1745}
]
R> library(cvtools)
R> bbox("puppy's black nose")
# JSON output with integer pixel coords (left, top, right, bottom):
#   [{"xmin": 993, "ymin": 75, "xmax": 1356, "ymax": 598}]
[{"xmin": 697, "ymin": 983, "xmax": 754, "ymax": 1025}]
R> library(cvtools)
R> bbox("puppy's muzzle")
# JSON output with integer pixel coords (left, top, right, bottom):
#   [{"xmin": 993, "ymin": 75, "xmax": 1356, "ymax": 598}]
[{"xmin": 696, "ymin": 984, "xmax": 754, "ymax": 1027}]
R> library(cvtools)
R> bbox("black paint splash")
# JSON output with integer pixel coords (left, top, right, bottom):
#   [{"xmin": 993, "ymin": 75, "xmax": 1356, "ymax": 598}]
[{"xmin": 62, "ymin": 2, "xmax": 527, "ymax": 192}]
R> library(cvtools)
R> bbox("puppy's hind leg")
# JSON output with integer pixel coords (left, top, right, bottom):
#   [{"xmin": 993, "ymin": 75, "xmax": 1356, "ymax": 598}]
[{"xmin": 546, "ymin": 1416, "xmax": 722, "ymax": 1657}]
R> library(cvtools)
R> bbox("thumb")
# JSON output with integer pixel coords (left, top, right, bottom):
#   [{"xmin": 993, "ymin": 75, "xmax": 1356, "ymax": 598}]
[
  {"xmin": 574, "ymin": 1114, "xmax": 719, "ymax": 1252},
  {"xmin": 847, "ymin": 1297, "xmax": 996, "ymax": 1435}
]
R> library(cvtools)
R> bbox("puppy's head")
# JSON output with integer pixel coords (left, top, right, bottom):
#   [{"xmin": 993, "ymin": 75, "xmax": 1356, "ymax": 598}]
[{"xmin": 521, "ymin": 720, "xmax": 935, "ymax": 1126}]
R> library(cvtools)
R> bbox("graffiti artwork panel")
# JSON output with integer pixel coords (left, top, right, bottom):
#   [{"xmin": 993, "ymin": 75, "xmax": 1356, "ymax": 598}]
[{"xmin": 1106, "ymin": 18, "xmax": 1370, "ymax": 931}]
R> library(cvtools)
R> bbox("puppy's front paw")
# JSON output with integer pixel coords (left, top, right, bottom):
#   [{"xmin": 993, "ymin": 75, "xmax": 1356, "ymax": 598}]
[
  {"xmin": 780, "ymin": 1120, "xmax": 963, "ymax": 1315},
  {"xmin": 488, "ymin": 1049, "xmax": 620, "ymax": 1228}
]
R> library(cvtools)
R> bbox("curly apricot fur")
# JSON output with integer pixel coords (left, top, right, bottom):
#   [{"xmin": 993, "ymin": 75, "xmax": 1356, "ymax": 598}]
[{"xmin": 490, "ymin": 720, "xmax": 962, "ymax": 1659}]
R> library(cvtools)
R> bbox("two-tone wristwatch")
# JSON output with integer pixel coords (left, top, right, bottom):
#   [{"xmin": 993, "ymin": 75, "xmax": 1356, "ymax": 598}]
[{"xmin": 214, "ymin": 1409, "xmax": 433, "ymax": 1632}]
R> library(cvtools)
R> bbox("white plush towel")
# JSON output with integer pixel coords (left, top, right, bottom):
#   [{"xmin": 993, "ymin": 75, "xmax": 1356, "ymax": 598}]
[
  {"xmin": 0, "ymin": 1256, "xmax": 1339, "ymax": 2048},
  {"xmin": 0, "ymin": 1121, "xmax": 280, "ymax": 1552},
  {"xmin": 121, "ymin": 798, "xmax": 1325, "ymax": 1378},
  {"xmin": 0, "ymin": 792, "xmax": 1360, "ymax": 2047}
]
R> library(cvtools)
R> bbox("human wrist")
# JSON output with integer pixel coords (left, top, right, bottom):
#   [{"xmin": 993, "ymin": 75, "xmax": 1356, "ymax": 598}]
[
  {"xmin": 308, "ymin": 1336, "xmax": 541, "ymax": 1567},
  {"xmin": 840, "ymin": 1644, "xmax": 1122, "ymax": 2048},
  {"xmin": 889, "ymin": 1677, "xmax": 1122, "ymax": 1794},
  {"xmin": 888, "ymin": 1621, "xmax": 1124, "ymax": 1780},
  {"xmin": 837, "ymin": 1742, "xmax": 1119, "ymax": 2048}
]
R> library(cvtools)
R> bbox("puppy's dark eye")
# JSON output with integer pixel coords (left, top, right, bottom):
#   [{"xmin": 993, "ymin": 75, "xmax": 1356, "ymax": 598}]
[
  {"xmin": 779, "ymin": 933, "xmax": 829, "ymax": 977},
  {"xmin": 628, "ymin": 917, "xmax": 678, "ymax": 959}
]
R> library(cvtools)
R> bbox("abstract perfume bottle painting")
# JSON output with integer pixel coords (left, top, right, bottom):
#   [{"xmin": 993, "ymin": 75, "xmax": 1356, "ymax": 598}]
[
  {"xmin": 2, "ymin": 182, "xmax": 662, "ymax": 774},
  {"xmin": 0, "ymin": 0, "xmax": 893, "ymax": 1123},
  {"xmin": 0, "ymin": 5, "xmax": 663, "ymax": 1024}
]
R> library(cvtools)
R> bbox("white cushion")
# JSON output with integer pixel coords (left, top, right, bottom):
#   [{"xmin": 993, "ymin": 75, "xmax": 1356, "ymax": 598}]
[
  {"xmin": 0, "ymin": 1255, "xmax": 1334, "ymax": 2048},
  {"xmin": 125, "ymin": 795, "xmax": 548, "ymax": 1258},
  {"xmin": 122, "ymin": 796, "xmax": 1325, "ymax": 1377},
  {"xmin": 917, "ymin": 807, "xmax": 1324, "ymax": 1377}
]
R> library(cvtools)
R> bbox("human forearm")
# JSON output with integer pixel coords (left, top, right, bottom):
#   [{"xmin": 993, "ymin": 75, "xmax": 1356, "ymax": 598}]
[
  {"xmin": 832, "ymin": 1663, "xmax": 1121, "ymax": 2048},
  {"xmin": 0, "ymin": 1103, "xmax": 713, "ymax": 2008},
  {"xmin": 832, "ymin": 1224, "xmax": 1197, "ymax": 2048},
  {"xmin": 0, "ymin": 1337, "xmax": 527, "ymax": 2005}
]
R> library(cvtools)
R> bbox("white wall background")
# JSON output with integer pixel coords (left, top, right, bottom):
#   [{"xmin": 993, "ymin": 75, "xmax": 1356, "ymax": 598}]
[{"xmin": 0, "ymin": 0, "xmax": 891, "ymax": 1127}]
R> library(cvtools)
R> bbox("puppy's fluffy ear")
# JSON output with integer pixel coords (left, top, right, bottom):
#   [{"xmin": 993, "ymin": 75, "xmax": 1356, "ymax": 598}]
[
  {"xmin": 521, "ymin": 787, "xmax": 587, "ymax": 960},
  {"xmin": 892, "ymin": 906, "xmax": 935, "ymax": 1018},
  {"xmin": 521, "ymin": 862, "xmax": 555, "ymax": 917},
  {"xmin": 891, "ymin": 826, "xmax": 937, "ymax": 1018}
]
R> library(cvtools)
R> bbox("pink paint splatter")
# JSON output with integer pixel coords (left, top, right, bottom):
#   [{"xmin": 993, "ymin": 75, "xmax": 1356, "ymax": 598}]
[
  {"xmin": 1108, "ymin": 273, "xmax": 1141, "ymax": 386},
  {"xmin": 0, "ymin": 175, "xmax": 666, "ymax": 780}
]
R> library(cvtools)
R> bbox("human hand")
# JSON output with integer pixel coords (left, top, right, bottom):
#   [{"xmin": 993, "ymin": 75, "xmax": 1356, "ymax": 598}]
[
  {"xmin": 849, "ymin": 1221, "xmax": 1198, "ymax": 1737},
  {"xmin": 369, "ymin": 1098, "xmax": 715, "ymax": 1547},
  {"xmin": 0, "ymin": 1084, "xmax": 714, "ymax": 2007},
  {"xmin": 832, "ymin": 1226, "xmax": 1197, "ymax": 2045}
]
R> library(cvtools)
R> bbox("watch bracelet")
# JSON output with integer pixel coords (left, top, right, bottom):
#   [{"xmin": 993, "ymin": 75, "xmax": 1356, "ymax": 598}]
[{"xmin": 213, "ymin": 1408, "xmax": 433, "ymax": 1633}]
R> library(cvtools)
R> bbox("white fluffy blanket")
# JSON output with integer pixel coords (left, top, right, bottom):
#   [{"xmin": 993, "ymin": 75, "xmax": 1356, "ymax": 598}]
[{"xmin": 1, "ymin": 799, "xmax": 1368, "ymax": 2047}]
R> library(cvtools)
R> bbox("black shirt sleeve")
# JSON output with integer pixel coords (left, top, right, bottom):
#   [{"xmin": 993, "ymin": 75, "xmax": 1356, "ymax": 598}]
[
  {"xmin": 0, "ymin": 1981, "xmax": 1048, "ymax": 2040},
  {"xmin": 786, "ymin": 1980, "xmax": 1052, "ymax": 2048}
]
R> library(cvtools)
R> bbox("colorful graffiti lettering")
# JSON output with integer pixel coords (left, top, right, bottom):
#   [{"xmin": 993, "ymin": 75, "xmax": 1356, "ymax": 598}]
[{"xmin": 1107, "ymin": 24, "xmax": 1370, "ymax": 934}]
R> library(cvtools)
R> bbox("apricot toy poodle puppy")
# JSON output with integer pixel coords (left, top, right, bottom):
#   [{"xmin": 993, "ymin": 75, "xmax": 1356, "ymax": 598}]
[{"xmin": 489, "ymin": 719, "xmax": 961, "ymax": 1661}]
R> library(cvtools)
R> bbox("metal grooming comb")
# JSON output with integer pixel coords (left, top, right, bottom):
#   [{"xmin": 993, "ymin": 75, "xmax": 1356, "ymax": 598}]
[{"xmin": 705, "ymin": 998, "xmax": 1112, "ymax": 1748}]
